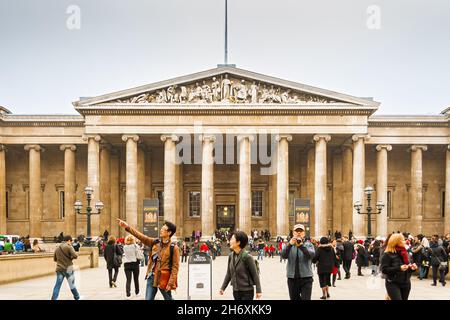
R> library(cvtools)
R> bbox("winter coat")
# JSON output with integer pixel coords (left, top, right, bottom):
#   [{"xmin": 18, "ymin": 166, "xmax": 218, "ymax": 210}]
[
  {"xmin": 221, "ymin": 250, "xmax": 262, "ymax": 293},
  {"xmin": 355, "ymin": 244, "xmax": 367, "ymax": 266},
  {"xmin": 370, "ymin": 246, "xmax": 381, "ymax": 266},
  {"xmin": 281, "ymin": 242, "xmax": 315, "ymax": 278},
  {"xmin": 428, "ymin": 244, "xmax": 448, "ymax": 267},
  {"xmin": 104, "ymin": 243, "xmax": 124, "ymax": 269},
  {"xmin": 312, "ymin": 244, "xmax": 337, "ymax": 274},
  {"xmin": 380, "ymin": 251, "xmax": 414, "ymax": 285},
  {"xmin": 342, "ymin": 241, "xmax": 354, "ymax": 261}
]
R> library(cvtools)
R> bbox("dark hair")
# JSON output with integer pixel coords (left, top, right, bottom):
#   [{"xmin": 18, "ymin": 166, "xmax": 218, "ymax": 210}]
[
  {"xmin": 232, "ymin": 231, "xmax": 248, "ymax": 249},
  {"xmin": 63, "ymin": 235, "xmax": 73, "ymax": 242},
  {"xmin": 320, "ymin": 237, "xmax": 329, "ymax": 245},
  {"xmin": 164, "ymin": 221, "xmax": 176, "ymax": 238}
]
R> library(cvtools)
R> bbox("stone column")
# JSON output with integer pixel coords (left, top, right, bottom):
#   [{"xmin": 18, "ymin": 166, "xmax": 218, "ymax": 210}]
[
  {"xmin": 99, "ymin": 144, "xmax": 111, "ymax": 234},
  {"xmin": 137, "ymin": 146, "xmax": 146, "ymax": 231},
  {"xmin": 276, "ymin": 135, "xmax": 292, "ymax": 237},
  {"xmin": 0, "ymin": 145, "xmax": 6, "ymax": 234},
  {"xmin": 83, "ymin": 135, "xmax": 101, "ymax": 237},
  {"xmin": 352, "ymin": 135, "xmax": 368, "ymax": 238},
  {"xmin": 313, "ymin": 135, "xmax": 331, "ymax": 238},
  {"xmin": 110, "ymin": 150, "xmax": 120, "ymax": 237},
  {"xmin": 60, "ymin": 145, "xmax": 77, "ymax": 237},
  {"xmin": 238, "ymin": 135, "xmax": 254, "ymax": 234},
  {"xmin": 122, "ymin": 135, "xmax": 140, "ymax": 229},
  {"xmin": 376, "ymin": 145, "xmax": 392, "ymax": 237},
  {"xmin": 409, "ymin": 145, "xmax": 427, "ymax": 235},
  {"xmin": 161, "ymin": 135, "xmax": 179, "ymax": 231},
  {"xmin": 306, "ymin": 146, "xmax": 315, "ymax": 236},
  {"xmin": 24, "ymin": 145, "xmax": 43, "ymax": 238},
  {"xmin": 445, "ymin": 146, "xmax": 450, "ymax": 233},
  {"xmin": 332, "ymin": 148, "xmax": 343, "ymax": 234},
  {"xmin": 341, "ymin": 145, "xmax": 353, "ymax": 236},
  {"xmin": 200, "ymin": 135, "xmax": 215, "ymax": 241}
]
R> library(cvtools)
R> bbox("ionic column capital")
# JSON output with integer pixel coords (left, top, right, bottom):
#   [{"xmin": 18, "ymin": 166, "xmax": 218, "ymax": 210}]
[
  {"xmin": 199, "ymin": 134, "xmax": 216, "ymax": 143},
  {"xmin": 313, "ymin": 134, "xmax": 331, "ymax": 143},
  {"xmin": 447, "ymin": 145, "xmax": 450, "ymax": 152},
  {"xmin": 121, "ymin": 134, "xmax": 140, "ymax": 143},
  {"xmin": 351, "ymin": 134, "xmax": 370, "ymax": 142},
  {"xmin": 59, "ymin": 144, "xmax": 77, "ymax": 152},
  {"xmin": 0, "ymin": 144, "xmax": 7, "ymax": 152},
  {"xmin": 24, "ymin": 144, "xmax": 44, "ymax": 152},
  {"xmin": 82, "ymin": 134, "xmax": 102, "ymax": 142},
  {"xmin": 408, "ymin": 145, "xmax": 428, "ymax": 152},
  {"xmin": 160, "ymin": 134, "xmax": 179, "ymax": 143},
  {"xmin": 275, "ymin": 134, "xmax": 292, "ymax": 142},
  {"xmin": 376, "ymin": 144, "xmax": 392, "ymax": 152},
  {"xmin": 237, "ymin": 134, "xmax": 255, "ymax": 143}
]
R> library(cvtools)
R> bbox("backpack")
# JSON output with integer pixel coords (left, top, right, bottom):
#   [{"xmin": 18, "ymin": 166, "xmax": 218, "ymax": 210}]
[{"xmin": 241, "ymin": 251, "xmax": 260, "ymax": 286}]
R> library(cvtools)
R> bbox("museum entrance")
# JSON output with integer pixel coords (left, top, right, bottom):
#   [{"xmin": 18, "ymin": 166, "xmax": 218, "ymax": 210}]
[{"xmin": 216, "ymin": 205, "xmax": 235, "ymax": 232}]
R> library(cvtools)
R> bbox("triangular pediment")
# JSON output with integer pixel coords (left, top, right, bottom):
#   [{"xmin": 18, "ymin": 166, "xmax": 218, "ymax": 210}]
[{"xmin": 73, "ymin": 66, "xmax": 379, "ymax": 107}]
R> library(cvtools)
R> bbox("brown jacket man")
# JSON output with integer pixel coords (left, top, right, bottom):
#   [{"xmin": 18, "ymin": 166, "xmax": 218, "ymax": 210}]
[{"xmin": 119, "ymin": 220, "xmax": 180, "ymax": 291}]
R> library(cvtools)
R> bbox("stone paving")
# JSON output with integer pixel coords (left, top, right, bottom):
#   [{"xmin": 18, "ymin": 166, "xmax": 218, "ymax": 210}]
[{"xmin": 0, "ymin": 255, "xmax": 448, "ymax": 300}]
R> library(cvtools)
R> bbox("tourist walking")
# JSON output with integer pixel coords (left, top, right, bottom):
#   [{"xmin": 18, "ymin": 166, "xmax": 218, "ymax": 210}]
[
  {"xmin": 342, "ymin": 236, "xmax": 354, "ymax": 279},
  {"xmin": 220, "ymin": 231, "xmax": 262, "ymax": 300},
  {"xmin": 332, "ymin": 238, "xmax": 343, "ymax": 286},
  {"xmin": 103, "ymin": 235, "xmax": 123, "ymax": 288},
  {"xmin": 369, "ymin": 240, "xmax": 382, "ymax": 276},
  {"xmin": 122, "ymin": 235, "xmax": 141, "ymax": 298},
  {"xmin": 181, "ymin": 241, "xmax": 190, "ymax": 263},
  {"xmin": 281, "ymin": 224, "xmax": 315, "ymax": 300},
  {"xmin": 257, "ymin": 239, "xmax": 265, "ymax": 261},
  {"xmin": 312, "ymin": 237, "xmax": 337, "ymax": 300},
  {"xmin": 428, "ymin": 236, "xmax": 448, "ymax": 286},
  {"xmin": 380, "ymin": 233, "xmax": 417, "ymax": 300},
  {"xmin": 355, "ymin": 240, "xmax": 367, "ymax": 276},
  {"xmin": 117, "ymin": 219, "xmax": 180, "ymax": 300},
  {"xmin": 51, "ymin": 235, "xmax": 80, "ymax": 300}
]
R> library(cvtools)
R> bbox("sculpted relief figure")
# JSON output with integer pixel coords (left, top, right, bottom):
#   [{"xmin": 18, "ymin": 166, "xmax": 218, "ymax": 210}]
[
  {"xmin": 167, "ymin": 86, "xmax": 175, "ymax": 103},
  {"xmin": 211, "ymin": 77, "xmax": 221, "ymax": 102},
  {"xmin": 156, "ymin": 89, "xmax": 167, "ymax": 103},
  {"xmin": 259, "ymin": 86, "xmax": 271, "ymax": 103},
  {"xmin": 179, "ymin": 86, "xmax": 188, "ymax": 103},
  {"xmin": 235, "ymin": 79, "xmax": 248, "ymax": 102},
  {"xmin": 201, "ymin": 80, "xmax": 212, "ymax": 103},
  {"xmin": 249, "ymin": 82, "xmax": 259, "ymax": 103},
  {"xmin": 221, "ymin": 74, "xmax": 232, "ymax": 101}
]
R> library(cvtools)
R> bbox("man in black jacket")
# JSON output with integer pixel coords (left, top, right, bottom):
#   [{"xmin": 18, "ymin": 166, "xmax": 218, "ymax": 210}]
[{"xmin": 342, "ymin": 236, "xmax": 354, "ymax": 279}]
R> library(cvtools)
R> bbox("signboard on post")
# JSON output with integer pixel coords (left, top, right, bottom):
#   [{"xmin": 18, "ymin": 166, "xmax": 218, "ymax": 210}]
[
  {"xmin": 187, "ymin": 251, "xmax": 212, "ymax": 300},
  {"xmin": 143, "ymin": 198, "xmax": 159, "ymax": 237},
  {"xmin": 295, "ymin": 198, "xmax": 311, "ymax": 237}
]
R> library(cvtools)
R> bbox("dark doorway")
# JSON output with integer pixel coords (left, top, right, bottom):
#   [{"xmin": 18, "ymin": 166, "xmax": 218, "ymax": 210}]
[{"xmin": 216, "ymin": 205, "xmax": 235, "ymax": 232}]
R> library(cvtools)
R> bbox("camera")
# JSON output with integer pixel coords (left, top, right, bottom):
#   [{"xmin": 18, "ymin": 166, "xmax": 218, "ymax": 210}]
[{"xmin": 296, "ymin": 238, "xmax": 304, "ymax": 244}]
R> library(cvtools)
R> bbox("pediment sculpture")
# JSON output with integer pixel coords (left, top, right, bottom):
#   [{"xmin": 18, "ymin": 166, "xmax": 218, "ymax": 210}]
[{"xmin": 110, "ymin": 74, "xmax": 339, "ymax": 104}]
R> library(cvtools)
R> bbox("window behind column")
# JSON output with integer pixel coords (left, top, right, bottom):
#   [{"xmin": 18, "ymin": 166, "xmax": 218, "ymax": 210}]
[
  {"xmin": 5, "ymin": 191, "xmax": 8, "ymax": 219},
  {"xmin": 157, "ymin": 191, "xmax": 164, "ymax": 217},
  {"xmin": 387, "ymin": 190, "xmax": 392, "ymax": 218},
  {"xmin": 189, "ymin": 191, "xmax": 201, "ymax": 217},
  {"xmin": 441, "ymin": 190, "xmax": 445, "ymax": 218},
  {"xmin": 59, "ymin": 191, "xmax": 65, "ymax": 219},
  {"xmin": 251, "ymin": 191, "xmax": 263, "ymax": 217}
]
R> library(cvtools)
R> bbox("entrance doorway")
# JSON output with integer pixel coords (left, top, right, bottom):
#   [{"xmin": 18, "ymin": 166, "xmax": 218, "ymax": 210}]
[{"xmin": 216, "ymin": 205, "xmax": 235, "ymax": 232}]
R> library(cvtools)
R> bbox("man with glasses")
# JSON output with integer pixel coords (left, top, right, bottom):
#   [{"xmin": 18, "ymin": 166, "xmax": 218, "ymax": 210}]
[
  {"xmin": 117, "ymin": 219, "xmax": 180, "ymax": 300},
  {"xmin": 281, "ymin": 224, "xmax": 315, "ymax": 300}
]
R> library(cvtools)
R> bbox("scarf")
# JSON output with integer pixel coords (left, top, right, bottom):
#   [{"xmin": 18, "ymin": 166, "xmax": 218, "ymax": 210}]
[{"xmin": 395, "ymin": 246, "xmax": 409, "ymax": 264}]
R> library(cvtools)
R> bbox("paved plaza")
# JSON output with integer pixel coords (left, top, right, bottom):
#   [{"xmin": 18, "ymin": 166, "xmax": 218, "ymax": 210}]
[{"xmin": 0, "ymin": 256, "xmax": 448, "ymax": 300}]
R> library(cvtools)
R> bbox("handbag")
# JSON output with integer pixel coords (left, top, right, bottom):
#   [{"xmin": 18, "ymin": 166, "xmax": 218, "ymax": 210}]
[
  {"xmin": 135, "ymin": 244, "xmax": 145, "ymax": 261},
  {"xmin": 113, "ymin": 245, "xmax": 122, "ymax": 267},
  {"xmin": 157, "ymin": 243, "xmax": 178, "ymax": 290}
]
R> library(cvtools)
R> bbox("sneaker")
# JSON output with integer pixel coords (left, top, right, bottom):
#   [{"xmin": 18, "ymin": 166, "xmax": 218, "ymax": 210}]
[
  {"xmin": 431, "ymin": 283, "xmax": 437, "ymax": 286},
  {"xmin": 441, "ymin": 282, "xmax": 446, "ymax": 287},
  {"xmin": 327, "ymin": 293, "xmax": 330, "ymax": 298},
  {"xmin": 111, "ymin": 281, "xmax": 117, "ymax": 288},
  {"xmin": 320, "ymin": 296, "xmax": 327, "ymax": 300},
  {"xmin": 125, "ymin": 295, "xmax": 132, "ymax": 300}
]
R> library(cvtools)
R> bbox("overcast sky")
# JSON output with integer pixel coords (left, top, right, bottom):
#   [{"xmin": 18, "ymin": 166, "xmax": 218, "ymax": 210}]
[{"xmin": 0, "ymin": 0, "xmax": 449, "ymax": 115}]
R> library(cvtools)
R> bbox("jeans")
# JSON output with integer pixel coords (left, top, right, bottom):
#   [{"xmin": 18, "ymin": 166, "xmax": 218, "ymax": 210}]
[
  {"xmin": 145, "ymin": 273, "xmax": 173, "ymax": 300},
  {"xmin": 385, "ymin": 281, "xmax": 411, "ymax": 300},
  {"xmin": 287, "ymin": 277, "xmax": 313, "ymax": 300},
  {"xmin": 181, "ymin": 254, "xmax": 188, "ymax": 263},
  {"xmin": 233, "ymin": 289, "xmax": 254, "ymax": 300},
  {"xmin": 257, "ymin": 250, "xmax": 264, "ymax": 261},
  {"xmin": 419, "ymin": 265, "xmax": 429, "ymax": 279},
  {"xmin": 431, "ymin": 265, "xmax": 446, "ymax": 285},
  {"xmin": 124, "ymin": 262, "xmax": 140, "ymax": 296},
  {"xmin": 343, "ymin": 260, "xmax": 352, "ymax": 277},
  {"xmin": 108, "ymin": 267, "xmax": 119, "ymax": 287},
  {"xmin": 51, "ymin": 271, "xmax": 80, "ymax": 300}
]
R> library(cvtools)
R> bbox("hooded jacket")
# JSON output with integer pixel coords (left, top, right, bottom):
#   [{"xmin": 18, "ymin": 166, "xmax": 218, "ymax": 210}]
[{"xmin": 312, "ymin": 244, "xmax": 337, "ymax": 274}]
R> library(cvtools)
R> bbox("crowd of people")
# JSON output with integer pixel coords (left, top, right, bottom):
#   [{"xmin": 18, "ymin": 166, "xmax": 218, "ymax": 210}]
[
  {"xmin": 0, "ymin": 235, "xmax": 47, "ymax": 254},
  {"xmin": 49, "ymin": 219, "xmax": 450, "ymax": 301}
]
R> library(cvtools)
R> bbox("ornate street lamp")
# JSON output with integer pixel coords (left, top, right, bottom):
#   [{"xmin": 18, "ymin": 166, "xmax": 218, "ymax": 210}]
[
  {"xmin": 354, "ymin": 186, "xmax": 384, "ymax": 239},
  {"xmin": 74, "ymin": 186, "xmax": 103, "ymax": 246}
]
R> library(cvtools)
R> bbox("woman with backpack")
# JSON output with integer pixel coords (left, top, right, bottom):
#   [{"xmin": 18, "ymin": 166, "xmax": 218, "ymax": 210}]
[
  {"xmin": 123, "ymin": 235, "xmax": 142, "ymax": 298},
  {"xmin": 219, "ymin": 231, "xmax": 262, "ymax": 300},
  {"xmin": 312, "ymin": 237, "xmax": 337, "ymax": 299},
  {"xmin": 103, "ymin": 235, "xmax": 123, "ymax": 288},
  {"xmin": 380, "ymin": 233, "xmax": 418, "ymax": 300},
  {"xmin": 428, "ymin": 236, "xmax": 448, "ymax": 287},
  {"xmin": 355, "ymin": 240, "xmax": 367, "ymax": 276}
]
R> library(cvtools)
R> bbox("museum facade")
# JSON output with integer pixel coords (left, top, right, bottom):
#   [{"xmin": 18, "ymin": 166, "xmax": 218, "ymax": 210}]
[{"xmin": 0, "ymin": 66, "xmax": 449, "ymax": 240}]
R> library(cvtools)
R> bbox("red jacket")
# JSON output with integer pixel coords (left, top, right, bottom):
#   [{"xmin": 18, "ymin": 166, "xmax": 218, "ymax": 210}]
[{"xmin": 200, "ymin": 243, "xmax": 209, "ymax": 252}]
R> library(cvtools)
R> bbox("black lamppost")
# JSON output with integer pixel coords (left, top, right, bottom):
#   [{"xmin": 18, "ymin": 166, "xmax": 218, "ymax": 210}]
[
  {"xmin": 74, "ymin": 186, "xmax": 103, "ymax": 246},
  {"xmin": 353, "ymin": 186, "xmax": 384, "ymax": 240}
]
